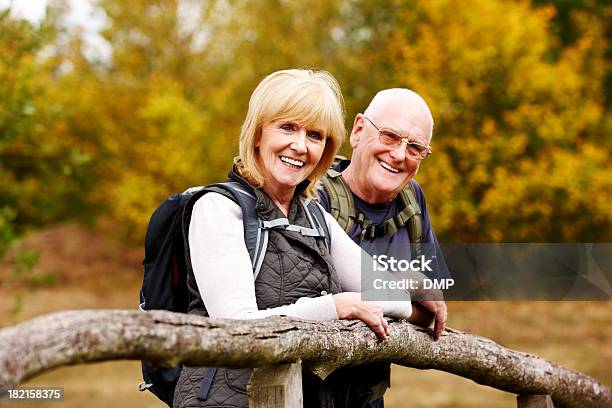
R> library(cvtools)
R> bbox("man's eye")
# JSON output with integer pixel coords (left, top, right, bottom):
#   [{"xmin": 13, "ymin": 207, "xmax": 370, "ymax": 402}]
[
  {"xmin": 280, "ymin": 123, "xmax": 296, "ymax": 132},
  {"xmin": 307, "ymin": 131, "xmax": 324, "ymax": 141},
  {"xmin": 407, "ymin": 142, "xmax": 429, "ymax": 158},
  {"xmin": 380, "ymin": 131, "xmax": 401, "ymax": 145}
]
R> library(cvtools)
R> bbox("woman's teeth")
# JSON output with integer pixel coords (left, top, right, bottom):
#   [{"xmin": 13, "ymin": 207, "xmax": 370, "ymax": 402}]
[{"xmin": 280, "ymin": 156, "xmax": 305, "ymax": 168}]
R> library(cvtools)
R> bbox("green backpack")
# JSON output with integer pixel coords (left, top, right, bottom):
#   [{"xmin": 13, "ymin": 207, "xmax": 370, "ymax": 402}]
[{"xmin": 320, "ymin": 158, "xmax": 424, "ymax": 257}]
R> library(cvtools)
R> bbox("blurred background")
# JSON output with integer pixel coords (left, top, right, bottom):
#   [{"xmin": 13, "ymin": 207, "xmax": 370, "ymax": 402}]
[{"xmin": 0, "ymin": 0, "xmax": 610, "ymax": 407}]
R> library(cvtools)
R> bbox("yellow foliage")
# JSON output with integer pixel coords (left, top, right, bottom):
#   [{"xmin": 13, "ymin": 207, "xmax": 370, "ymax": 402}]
[
  {"xmin": 388, "ymin": 0, "xmax": 610, "ymax": 241},
  {"xmin": 2, "ymin": 0, "xmax": 609, "ymax": 243}
]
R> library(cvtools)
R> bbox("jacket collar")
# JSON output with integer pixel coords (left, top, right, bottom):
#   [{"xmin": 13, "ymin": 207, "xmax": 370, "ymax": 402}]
[{"xmin": 227, "ymin": 164, "xmax": 311, "ymax": 220}]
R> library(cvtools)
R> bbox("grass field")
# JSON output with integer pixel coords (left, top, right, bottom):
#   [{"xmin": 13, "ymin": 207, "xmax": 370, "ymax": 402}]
[{"xmin": 1, "ymin": 224, "xmax": 610, "ymax": 407}]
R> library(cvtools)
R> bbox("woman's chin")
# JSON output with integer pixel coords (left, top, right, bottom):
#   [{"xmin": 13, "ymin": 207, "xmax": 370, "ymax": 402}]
[{"xmin": 267, "ymin": 176, "xmax": 306, "ymax": 191}]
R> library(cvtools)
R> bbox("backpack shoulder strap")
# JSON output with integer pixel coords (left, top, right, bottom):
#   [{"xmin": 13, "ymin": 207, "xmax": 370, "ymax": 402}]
[
  {"xmin": 208, "ymin": 182, "xmax": 270, "ymax": 279},
  {"xmin": 399, "ymin": 183, "xmax": 425, "ymax": 258},
  {"xmin": 178, "ymin": 182, "xmax": 260, "ymax": 403},
  {"xmin": 181, "ymin": 182, "xmax": 267, "ymax": 279},
  {"xmin": 320, "ymin": 168, "xmax": 356, "ymax": 233},
  {"xmin": 253, "ymin": 198, "xmax": 330, "ymax": 250},
  {"xmin": 401, "ymin": 182, "xmax": 424, "ymax": 244},
  {"xmin": 359, "ymin": 182, "xmax": 425, "ymax": 251},
  {"xmin": 182, "ymin": 182, "xmax": 333, "ymax": 280},
  {"xmin": 302, "ymin": 198, "xmax": 331, "ymax": 251}
]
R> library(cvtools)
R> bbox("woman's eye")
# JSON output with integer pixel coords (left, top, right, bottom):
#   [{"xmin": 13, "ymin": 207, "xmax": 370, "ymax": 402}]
[
  {"xmin": 280, "ymin": 123, "xmax": 295, "ymax": 132},
  {"xmin": 307, "ymin": 131, "xmax": 324, "ymax": 141}
]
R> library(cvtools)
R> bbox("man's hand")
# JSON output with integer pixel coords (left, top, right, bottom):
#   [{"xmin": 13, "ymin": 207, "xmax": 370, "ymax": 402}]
[
  {"xmin": 399, "ymin": 271, "xmax": 447, "ymax": 340},
  {"xmin": 408, "ymin": 300, "xmax": 447, "ymax": 341}
]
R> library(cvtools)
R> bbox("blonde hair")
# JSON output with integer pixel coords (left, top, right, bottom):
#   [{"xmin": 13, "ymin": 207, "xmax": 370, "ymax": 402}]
[{"xmin": 237, "ymin": 69, "xmax": 345, "ymax": 197}]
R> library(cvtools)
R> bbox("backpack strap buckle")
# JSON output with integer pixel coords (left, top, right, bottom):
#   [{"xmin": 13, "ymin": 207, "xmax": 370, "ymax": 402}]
[
  {"xmin": 285, "ymin": 224, "xmax": 324, "ymax": 237},
  {"xmin": 260, "ymin": 218, "xmax": 290, "ymax": 229},
  {"xmin": 373, "ymin": 223, "xmax": 388, "ymax": 237},
  {"xmin": 137, "ymin": 382, "xmax": 153, "ymax": 392},
  {"xmin": 361, "ymin": 222, "xmax": 388, "ymax": 240}
]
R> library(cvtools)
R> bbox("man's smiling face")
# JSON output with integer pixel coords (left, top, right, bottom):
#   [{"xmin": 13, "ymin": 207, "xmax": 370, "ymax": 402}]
[{"xmin": 347, "ymin": 93, "xmax": 432, "ymax": 204}]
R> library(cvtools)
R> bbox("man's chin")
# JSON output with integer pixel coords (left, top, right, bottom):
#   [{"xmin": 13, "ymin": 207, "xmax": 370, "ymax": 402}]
[
  {"xmin": 372, "ymin": 176, "xmax": 405, "ymax": 192},
  {"xmin": 369, "ymin": 184, "xmax": 403, "ymax": 201}
]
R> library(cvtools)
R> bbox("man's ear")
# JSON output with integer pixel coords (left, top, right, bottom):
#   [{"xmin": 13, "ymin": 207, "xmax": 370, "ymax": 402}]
[{"xmin": 350, "ymin": 114, "xmax": 365, "ymax": 148}]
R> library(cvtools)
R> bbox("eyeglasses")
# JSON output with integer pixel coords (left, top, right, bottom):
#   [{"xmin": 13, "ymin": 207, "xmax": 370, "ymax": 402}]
[{"xmin": 363, "ymin": 115, "xmax": 432, "ymax": 160}]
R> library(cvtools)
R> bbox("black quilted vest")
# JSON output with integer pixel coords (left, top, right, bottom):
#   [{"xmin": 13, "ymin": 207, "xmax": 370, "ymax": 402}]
[{"xmin": 174, "ymin": 170, "xmax": 343, "ymax": 408}]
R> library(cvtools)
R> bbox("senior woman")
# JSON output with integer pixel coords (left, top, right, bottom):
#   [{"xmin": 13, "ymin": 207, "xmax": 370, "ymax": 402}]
[{"xmin": 173, "ymin": 69, "xmax": 411, "ymax": 408}]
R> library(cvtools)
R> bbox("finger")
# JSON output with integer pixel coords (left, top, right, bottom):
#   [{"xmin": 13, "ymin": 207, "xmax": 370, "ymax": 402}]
[
  {"xmin": 366, "ymin": 320, "xmax": 384, "ymax": 341},
  {"xmin": 369, "ymin": 317, "xmax": 387, "ymax": 341},
  {"xmin": 433, "ymin": 302, "xmax": 448, "ymax": 341},
  {"xmin": 375, "ymin": 322, "xmax": 388, "ymax": 341},
  {"xmin": 382, "ymin": 316, "xmax": 390, "ymax": 336},
  {"xmin": 433, "ymin": 320, "xmax": 442, "ymax": 341},
  {"xmin": 355, "ymin": 308, "xmax": 385, "ymax": 341}
]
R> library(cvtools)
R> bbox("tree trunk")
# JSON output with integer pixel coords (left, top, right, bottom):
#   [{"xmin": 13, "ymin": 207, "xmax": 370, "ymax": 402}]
[{"xmin": 0, "ymin": 310, "xmax": 610, "ymax": 408}]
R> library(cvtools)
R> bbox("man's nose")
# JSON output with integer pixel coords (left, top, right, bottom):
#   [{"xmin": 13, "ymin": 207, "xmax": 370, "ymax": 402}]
[{"xmin": 389, "ymin": 142, "xmax": 407, "ymax": 161}]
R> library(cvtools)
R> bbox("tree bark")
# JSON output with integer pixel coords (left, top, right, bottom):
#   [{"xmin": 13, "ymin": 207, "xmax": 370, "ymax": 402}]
[{"xmin": 0, "ymin": 310, "xmax": 609, "ymax": 408}]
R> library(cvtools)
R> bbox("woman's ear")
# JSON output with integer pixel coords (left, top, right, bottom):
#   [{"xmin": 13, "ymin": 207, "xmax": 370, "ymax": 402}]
[{"xmin": 254, "ymin": 127, "xmax": 261, "ymax": 148}]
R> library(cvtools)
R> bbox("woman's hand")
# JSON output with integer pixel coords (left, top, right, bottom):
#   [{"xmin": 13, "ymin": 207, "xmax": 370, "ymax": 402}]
[{"xmin": 333, "ymin": 292, "xmax": 389, "ymax": 341}]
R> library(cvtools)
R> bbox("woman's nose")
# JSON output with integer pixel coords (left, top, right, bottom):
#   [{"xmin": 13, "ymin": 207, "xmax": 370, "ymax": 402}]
[{"xmin": 290, "ymin": 131, "xmax": 308, "ymax": 154}]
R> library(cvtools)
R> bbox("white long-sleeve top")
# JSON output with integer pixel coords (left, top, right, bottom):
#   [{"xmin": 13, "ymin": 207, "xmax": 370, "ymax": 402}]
[{"xmin": 188, "ymin": 192, "xmax": 412, "ymax": 321}]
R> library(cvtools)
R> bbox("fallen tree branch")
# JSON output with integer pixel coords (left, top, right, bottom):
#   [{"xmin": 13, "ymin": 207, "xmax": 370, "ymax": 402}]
[{"xmin": 0, "ymin": 310, "xmax": 609, "ymax": 408}]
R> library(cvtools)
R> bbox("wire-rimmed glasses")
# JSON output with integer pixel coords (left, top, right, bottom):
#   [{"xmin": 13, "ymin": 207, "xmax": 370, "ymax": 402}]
[{"xmin": 363, "ymin": 115, "xmax": 432, "ymax": 160}]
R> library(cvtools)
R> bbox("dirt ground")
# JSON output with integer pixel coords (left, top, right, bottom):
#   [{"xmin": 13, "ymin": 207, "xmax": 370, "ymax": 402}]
[{"xmin": 1, "ymin": 224, "xmax": 610, "ymax": 408}]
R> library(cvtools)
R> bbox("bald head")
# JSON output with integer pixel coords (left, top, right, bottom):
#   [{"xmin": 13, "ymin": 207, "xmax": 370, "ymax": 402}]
[
  {"xmin": 364, "ymin": 88, "xmax": 434, "ymax": 141},
  {"xmin": 341, "ymin": 88, "xmax": 433, "ymax": 203}
]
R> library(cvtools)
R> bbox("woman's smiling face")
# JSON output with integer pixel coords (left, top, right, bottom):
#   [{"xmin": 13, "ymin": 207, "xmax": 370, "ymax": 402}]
[{"xmin": 256, "ymin": 119, "xmax": 326, "ymax": 194}]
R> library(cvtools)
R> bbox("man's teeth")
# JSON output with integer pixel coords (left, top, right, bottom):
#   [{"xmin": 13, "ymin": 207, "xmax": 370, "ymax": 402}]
[
  {"xmin": 280, "ymin": 156, "xmax": 305, "ymax": 168},
  {"xmin": 379, "ymin": 160, "xmax": 399, "ymax": 173}
]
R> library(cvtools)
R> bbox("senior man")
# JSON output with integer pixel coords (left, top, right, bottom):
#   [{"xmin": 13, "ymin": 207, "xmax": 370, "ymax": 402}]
[{"xmin": 319, "ymin": 88, "xmax": 449, "ymax": 408}]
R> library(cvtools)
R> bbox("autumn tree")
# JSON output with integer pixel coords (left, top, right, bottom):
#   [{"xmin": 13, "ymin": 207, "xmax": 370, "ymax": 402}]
[
  {"xmin": 0, "ymin": 6, "xmax": 97, "ymax": 252},
  {"xmin": 1, "ymin": 0, "xmax": 609, "ymax": 243},
  {"xmin": 386, "ymin": 0, "xmax": 611, "ymax": 242}
]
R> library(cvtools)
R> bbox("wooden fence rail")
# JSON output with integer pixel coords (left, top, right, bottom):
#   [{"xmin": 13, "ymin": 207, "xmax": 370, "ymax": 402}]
[{"xmin": 0, "ymin": 310, "xmax": 610, "ymax": 408}]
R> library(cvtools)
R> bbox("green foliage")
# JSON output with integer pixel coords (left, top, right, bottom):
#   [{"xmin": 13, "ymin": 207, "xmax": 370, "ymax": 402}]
[
  {"xmin": 15, "ymin": 248, "xmax": 40, "ymax": 272},
  {"xmin": 0, "ymin": 206, "xmax": 16, "ymax": 255},
  {"xmin": 9, "ymin": 292, "xmax": 24, "ymax": 316},
  {"xmin": 0, "ymin": 0, "xmax": 609, "ymax": 243},
  {"xmin": 0, "ymin": 7, "xmax": 96, "ymax": 241},
  {"xmin": 4, "ymin": 248, "xmax": 53, "ymax": 289},
  {"xmin": 1, "ymin": 246, "xmax": 54, "ymax": 316}
]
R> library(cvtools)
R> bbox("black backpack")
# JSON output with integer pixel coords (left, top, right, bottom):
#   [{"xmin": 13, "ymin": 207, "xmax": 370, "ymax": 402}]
[{"xmin": 138, "ymin": 181, "xmax": 330, "ymax": 406}]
